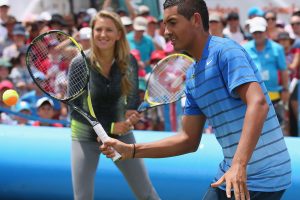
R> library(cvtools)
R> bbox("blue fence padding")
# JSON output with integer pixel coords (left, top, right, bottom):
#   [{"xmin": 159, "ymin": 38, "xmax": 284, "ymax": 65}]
[
  {"xmin": 0, "ymin": 125, "xmax": 299, "ymax": 200},
  {"xmin": 0, "ymin": 106, "xmax": 70, "ymax": 126}
]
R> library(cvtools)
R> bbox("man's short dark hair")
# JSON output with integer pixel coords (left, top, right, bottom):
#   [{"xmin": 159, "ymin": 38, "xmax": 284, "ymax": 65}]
[{"xmin": 163, "ymin": 0, "xmax": 209, "ymax": 31}]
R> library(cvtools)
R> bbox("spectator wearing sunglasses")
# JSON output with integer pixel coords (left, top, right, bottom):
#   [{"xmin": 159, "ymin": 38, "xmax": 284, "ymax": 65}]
[{"xmin": 264, "ymin": 10, "xmax": 283, "ymax": 40}]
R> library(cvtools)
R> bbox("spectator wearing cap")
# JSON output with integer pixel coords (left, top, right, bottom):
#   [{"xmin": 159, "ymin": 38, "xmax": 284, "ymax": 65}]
[
  {"xmin": 264, "ymin": 11, "xmax": 283, "ymax": 40},
  {"xmin": 145, "ymin": 16, "xmax": 166, "ymax": 50},
  {"xmin": 209, "ymin": 12, "xmax": 226, "ymax": 38},
  {"xmin": 0, "ymin": 79, "xmax": 16, "ymax": 125},
  {"xmin": 13, "ymin": 101, "xmax": 32, "ymax": 125},
  {"xmin": 20, "ymin": 71, "xmax": 61, "ymax": 119},
  {"xmin": 223, "ymin": 12, "xmax": 245, "ymax": 44},
  {"xmin": 243, "ymin": 17, "xmax": 289, "ymax": 131},
  {"xmin": 35, "ymin": 11, "xmax": 51, "ymax": 34},
  {"xmin": 121, "ymin": 16, "xmax": 133, "ymax": 33},
  {"xmin": 149, "ymin": 50, "xmax": 166, "ymax": 66},
  {"xmin": 277, "ymin": 31, "xmax": 300, "ymax": 80},
  {"xmin": 138, "ymin": 5, "xmax": 150, "ymax": 17},
  {"xmin": 127, "ymin": 16, "xmax": 155, "ymax": 73},
  {"xmin": 2, "ymin": 23, "xmax": 27, "ymax": 60},
  {"xmin": 32, "ymin": 97, "xmax": 63, "ymax": 127},
  {"xmin": 78, "ymin": 27, "xmax": 91, "ymax": 50},
  {"xmin": 248, "ymin": 7, "xmax": 264, "ymax": 19},
  {"xmin": 276, "ymin": 31, "xmax": 300, "ymax": 136},
  {"xmin": 0, "ymin": 79, "xmax": 13, "ymax": 93},
  {"xmin": 0, "ymin": 0, "xmax": 10, "ymax": 24},
  {"xmin": 0, "ymin": 57, "xmax": 11, "ymax": 81},
  {"xmin": 19, "ymin": 71, "xmax": 46, "ymax": 115}
]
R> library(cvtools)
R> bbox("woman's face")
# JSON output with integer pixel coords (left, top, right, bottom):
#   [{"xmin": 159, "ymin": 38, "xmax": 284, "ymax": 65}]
[
  {"xmin": 92, "ymin": 17, "xmax": 121, "ymax": 51},
  {"xmin": 265, "ymin": 12, "xmax": 276, "ymax": 28}
]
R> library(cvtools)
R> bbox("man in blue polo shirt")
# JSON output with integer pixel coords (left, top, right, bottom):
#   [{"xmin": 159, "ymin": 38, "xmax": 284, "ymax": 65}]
[
  {"xmin": 101, "ymin": 1, "xmax": 291, "ymax": 199},
  {"xmin": 243, "ymin": 16, "xmax": 289, "ymax": 128},
  {"xmin": 126, "ymin": 16, "xmax": 155, "ymax": 73}
]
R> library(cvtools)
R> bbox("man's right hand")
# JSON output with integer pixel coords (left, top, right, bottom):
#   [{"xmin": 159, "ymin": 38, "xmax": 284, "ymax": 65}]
[{"xmin": 100, "ymin": 138, "xmax": 134, "ymax": 160}]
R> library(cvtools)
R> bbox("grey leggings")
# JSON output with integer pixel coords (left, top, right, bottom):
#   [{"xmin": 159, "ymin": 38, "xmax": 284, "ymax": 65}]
[{"xmin": 71, "ymin": 133, "xmax": 160, "ymax": 200}]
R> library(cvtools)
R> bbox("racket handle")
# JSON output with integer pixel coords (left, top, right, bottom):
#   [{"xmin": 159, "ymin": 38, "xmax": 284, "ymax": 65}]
[{"xmin": 93, "ymin": 123, "xmax": 122, "ymax": 162}]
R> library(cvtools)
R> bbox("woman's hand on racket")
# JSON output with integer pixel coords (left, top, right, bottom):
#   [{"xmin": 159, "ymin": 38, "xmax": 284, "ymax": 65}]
[
  {"xmin": 100, "ymin": 139, "xmax": 134, "ymax": 160},
  {"xmin": 111, "ymin": 121, "xmax": 133, "ymax": 135},
  {"xmin": 125, "ymin": 110, "xmax": 141, "ymax": 126}
]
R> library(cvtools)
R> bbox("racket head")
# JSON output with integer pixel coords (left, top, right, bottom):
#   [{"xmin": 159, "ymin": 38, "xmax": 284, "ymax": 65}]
[
  {"xmin": 26, "ymin": 30, "xmax": 89, "ymax": 102},
  {"xmin": 138, "ymin": 53, "xmax": 195, "ymax": 112}
]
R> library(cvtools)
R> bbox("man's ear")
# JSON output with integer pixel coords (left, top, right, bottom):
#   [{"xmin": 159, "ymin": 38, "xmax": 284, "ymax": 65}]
[{"xmin": 191, "ymin": 13, "xmax": 202, "ymax": 27}]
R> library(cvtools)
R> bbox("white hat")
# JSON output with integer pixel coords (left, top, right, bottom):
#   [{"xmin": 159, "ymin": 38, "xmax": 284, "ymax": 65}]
[
  {"xmin": 37, "ymin": 11, "xmax": 52, "ymax": 21},
  {"xmin": 249, "ymin": 17, "xmax": 267, "ymax": 33},
  {"xmin": 133, "ymin": 16, "xmax": 148, "ymax": 31},
  {"xmin": 79, "ymin": 27, "xmax": 91, "ymax": 40},
  {"xmin": 0, "ymin": 0, "xmax": 9, "ymax": 7},
  {"xmin": 121, "ymin": 16, "xmax": 132, "ymax": 26},
  {"xmin": 138, "ymin": 5, "xmax": 150, "ymax": 15},
  {"xmin": 36, "ymin": 97, "xmax": 54, "ymax": 108},
  {"xmin": 86, "ymin": 8, "xmax": 97, "ymax": 18},
  {"xmin": 209, "ymin": 13, "xmax": 221, "ymax": 22}
]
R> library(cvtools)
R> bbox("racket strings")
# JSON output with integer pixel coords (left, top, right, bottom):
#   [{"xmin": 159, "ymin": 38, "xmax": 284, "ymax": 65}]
[
  {"xmin": 27, "ymin": 32, "xmax": 88, "ymax": 100},
  {"xmin": 146, "ymin": 56, "xmax": 193, "ymax": 104}
]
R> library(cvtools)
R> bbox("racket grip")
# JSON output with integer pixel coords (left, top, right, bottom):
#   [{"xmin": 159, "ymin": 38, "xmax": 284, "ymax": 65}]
[{"xmin": 93, "ymin": 123, "xmax": 122, "ymax": 162}]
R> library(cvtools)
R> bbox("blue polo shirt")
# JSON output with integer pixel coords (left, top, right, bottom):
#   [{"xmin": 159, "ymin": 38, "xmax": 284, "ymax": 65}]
[
  {"xmin": 126, "ymin": 31, "xmax": 155, "ymax": 73},
  {"xmin": 243, "ymin": 39, "xmax": 287, "ymax": 93},
  {"xmin": 184, "ymin": 35, "xmax": 291, "ymax": 192}
]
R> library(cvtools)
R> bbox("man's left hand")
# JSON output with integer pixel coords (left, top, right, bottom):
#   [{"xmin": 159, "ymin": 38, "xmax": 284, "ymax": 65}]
[{"xmin": 211, "ymin": 163, "xmax": 250, "ymax": 200}]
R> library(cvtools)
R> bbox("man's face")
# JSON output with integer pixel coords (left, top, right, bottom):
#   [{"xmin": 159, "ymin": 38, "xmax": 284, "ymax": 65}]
[
  {"xmin": 252, "ymin": 31, "xmax": 266, "ymax": 44},
  {"xmin": 37, "ymin": 103, "xmax": 54, "ymax": 119},
  {"xmin": 163, "ymin": 6, "xmax": 194, "ymax": 52},
  {"xmin": 291, "ymin": 16, "xmax": 300, "ymax": 36}
]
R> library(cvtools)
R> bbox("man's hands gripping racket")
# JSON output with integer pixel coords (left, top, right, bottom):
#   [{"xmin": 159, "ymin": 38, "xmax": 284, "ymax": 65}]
[
  {"xmin": 137, "ymin": 53, "xmax": 194, "ymax": 112},
  {"xmin": 26, "ymin": 30, "xmax": 121, "ymax": 161},
  {"xmin": 104, "ymin": 53, "xmax": 195, "ymax": 159},
  {"xmin": 125, "ymin": 53, "xmax": 195, "ymax": 126}
]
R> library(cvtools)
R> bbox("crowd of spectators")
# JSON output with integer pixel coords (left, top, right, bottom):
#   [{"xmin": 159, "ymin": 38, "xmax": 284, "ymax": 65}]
[{"xmin": 0, "ymin": 0, "xmax": 299, "ymax": 136}]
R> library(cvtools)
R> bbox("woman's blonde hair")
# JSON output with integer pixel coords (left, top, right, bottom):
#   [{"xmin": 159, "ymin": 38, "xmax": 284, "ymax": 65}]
[{"xmin": 90, "ymin": 10, "xmax": 131, "ymax": 96}]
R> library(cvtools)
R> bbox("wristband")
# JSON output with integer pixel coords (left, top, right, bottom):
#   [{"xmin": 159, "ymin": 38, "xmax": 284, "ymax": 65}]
[
  {"xmin": 132, "ymin": 143, "xmax": 136, "ymax": 158},
  {"xmin": 110, "ymin": 122, "xmax": 115, "ymax": 133}
]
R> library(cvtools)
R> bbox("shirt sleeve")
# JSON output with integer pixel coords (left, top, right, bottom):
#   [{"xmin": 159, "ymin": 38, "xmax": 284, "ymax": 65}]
[{"xmin": 218, "ymin": 44, "xmax": 259, "ymax": 98}]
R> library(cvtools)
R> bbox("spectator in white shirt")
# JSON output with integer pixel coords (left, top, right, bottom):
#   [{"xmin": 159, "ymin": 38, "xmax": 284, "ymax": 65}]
[{"xmin": 223, "ymin": 12, "xmax": 245, "ymax": 44}]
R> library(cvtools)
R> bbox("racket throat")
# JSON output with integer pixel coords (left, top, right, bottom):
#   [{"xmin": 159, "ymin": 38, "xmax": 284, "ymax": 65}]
[
  {"xmin": 137, "ymin": 101, "xmax": 151, "ymax": 112},
  {"xmin": 73, "ymin": 105, "xmax": 98, "ymax": 127}
]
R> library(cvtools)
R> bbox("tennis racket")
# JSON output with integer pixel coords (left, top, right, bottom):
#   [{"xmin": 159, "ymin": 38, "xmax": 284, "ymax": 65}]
[
  {"xmin": 26, "ymin": 30, "xmax": 121, "ymax": 162},
  {"xmin": 138, "ymin": 53, "xmax": 195, "ymax": 112}
]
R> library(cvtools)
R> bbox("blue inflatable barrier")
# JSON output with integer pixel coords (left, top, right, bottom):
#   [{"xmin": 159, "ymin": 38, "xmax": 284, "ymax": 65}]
[{"xmin": 0, "ymin": 125, "xmax": 299, "ymax": 199}]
